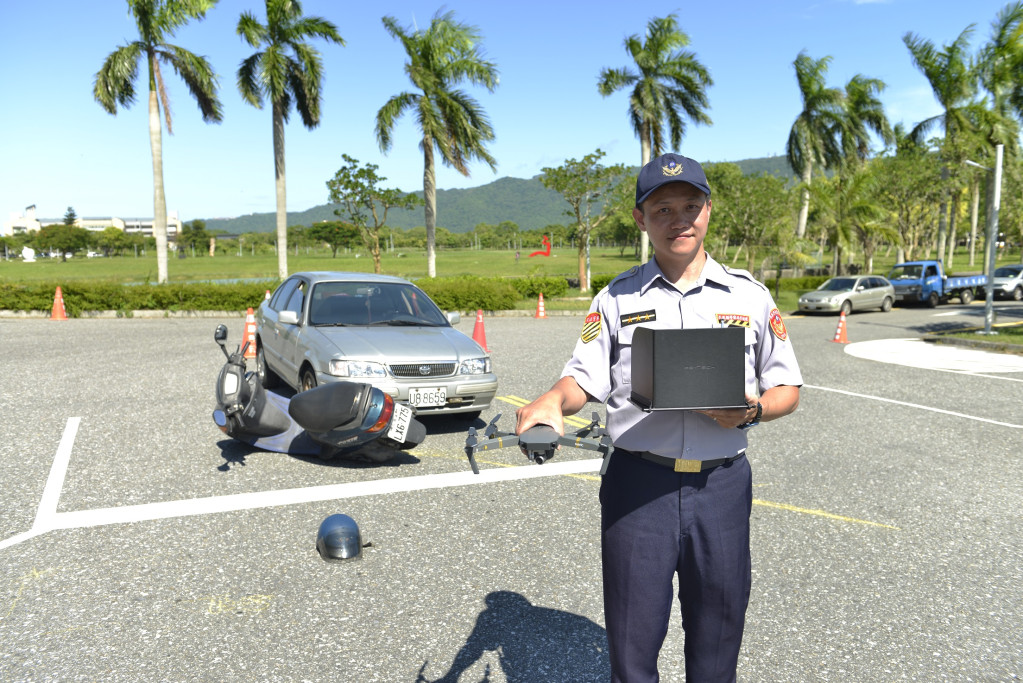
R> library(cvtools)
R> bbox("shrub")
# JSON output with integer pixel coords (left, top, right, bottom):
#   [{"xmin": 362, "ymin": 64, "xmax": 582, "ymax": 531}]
[
  {"xmin": 511, "ymin": 275, "xmax": 569, "ymax": 299},
  {"xmin": 0, "ymin": 281, "xmax": 275, "ymax": 316},
  {"xmin": 414, "ymin": 276, "xmax": 518, "ymax": 311}
]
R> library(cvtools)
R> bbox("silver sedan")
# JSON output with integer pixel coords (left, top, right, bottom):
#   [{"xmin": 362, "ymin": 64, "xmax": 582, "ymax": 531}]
[
  {"xmin": 992, "ymin": 264, "xmax": 1023, "ymax": 301},
  {"xmin": 798, "ymin": 275, "xmax": 895, "ymax": 315},
  {"xmin": 255, "ymin": 272, "xmax": 497, "ymax": 417}
]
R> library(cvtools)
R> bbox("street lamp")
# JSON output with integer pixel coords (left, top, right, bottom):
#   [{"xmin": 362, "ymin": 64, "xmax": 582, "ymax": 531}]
[{"xmin": 964, "ymin": 143, "xmax": 1004, "ymax": 336}]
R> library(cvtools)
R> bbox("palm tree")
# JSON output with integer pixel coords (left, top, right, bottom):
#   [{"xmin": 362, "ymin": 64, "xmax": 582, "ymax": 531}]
[
  {"xmin": 94, "ymin": 0, "xmax": 223, "ymax": 284},
  {"xmin": 839, "ymin": 74, "xmax": 894, "ymax": 164},
  {"xmin": 903, "ymin": 26, "xmax": 985, "ymax": 264},
  {"xmin": 978, "ymin": 1, "xmax": 1023, "ymax": 135},
  {"xmin": 376, "ymin": 9, "xmax": 498, "ymax": 278},
  {"xmin": 597, "ymin": 14, "xmax": 713, "ymax": 263},
  {"xmin": 786, "ymin": 52, "xmax": 846, "ymax": 240},
  {"xmin": 237, "ymin": 0, "xmax": 344, "ymax": 280}
]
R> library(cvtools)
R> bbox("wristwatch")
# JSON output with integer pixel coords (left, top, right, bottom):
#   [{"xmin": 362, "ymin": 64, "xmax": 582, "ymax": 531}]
[{"xmin": 738, "ymin": 401, "xmax": 762, "ymax": 430}]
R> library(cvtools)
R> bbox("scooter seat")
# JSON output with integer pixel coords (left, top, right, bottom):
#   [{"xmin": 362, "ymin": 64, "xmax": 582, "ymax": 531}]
[{"xmin": 288, "ymin": 382, "xmax": 370, "ymax": 433}]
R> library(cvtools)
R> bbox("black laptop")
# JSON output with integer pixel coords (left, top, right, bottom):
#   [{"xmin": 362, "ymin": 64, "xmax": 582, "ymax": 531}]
[{"xmin": 629, "ymin": 327, "xmax": 748, "ymax": 411}]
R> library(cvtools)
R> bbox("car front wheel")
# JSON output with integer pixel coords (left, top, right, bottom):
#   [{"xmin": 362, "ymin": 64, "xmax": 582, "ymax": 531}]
[
  {"xmin": 256, "ymin": 344, "xmax": 280, "ymax": 389},
  {"xmin": 1012, "ymin": 286, "xmax": 1022, "ymax": 302},
  {"xmin": 880, "ymin": 296, "xmax": 893, "ymax": 312},
  {"xmin": 300, "ymin": 368, "xmax": 318, "ymax": 392},
  {"xmin": 840, "ymin": 300, "xmax": 853, "ymax": 316}
]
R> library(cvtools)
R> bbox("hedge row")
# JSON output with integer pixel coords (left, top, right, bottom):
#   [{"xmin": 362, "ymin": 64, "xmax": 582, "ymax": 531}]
[
  {"xmin": 0, "ymin": 281, "xmax": 275, "ymax": 317},
  {"xmin": 0, "ymin": 273, "xmax": 828, "ymax": 317}
]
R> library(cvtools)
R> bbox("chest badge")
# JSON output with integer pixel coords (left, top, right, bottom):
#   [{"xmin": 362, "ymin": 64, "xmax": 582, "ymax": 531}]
[
  {"xmin": 716, "ymin": 313, "xmax": 750, "ymax": 328},
  {"xmin": 620, "ymin": 309, "xmax": 656, "ymax": 327},
  {"xmin": 581, "ymin": 312, "xmax": 602, "ymax": 343}
]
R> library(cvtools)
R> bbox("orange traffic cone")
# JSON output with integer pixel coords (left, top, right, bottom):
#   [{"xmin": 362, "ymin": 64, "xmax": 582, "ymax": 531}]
[
  {"xmin": 243, "ymin": 307, "xmax": 257, "ymax": 359},
  {"xmin": 264, "ymin": 289, "xmax": 271, "ymax": 300},
  {"xmin": 830, "ymin": 311, "xmax": 849, "ymax": 344},
  {"xmin": 472, "ymin": 309, "xmax": 489, "ymax": 352},
  {"xmin": 51, "ymin": 286, "xmax": 68, "ymax": 320},
  {"xmin": 534, "ymin": 292, "xmax": 548, "ymax": 319}
]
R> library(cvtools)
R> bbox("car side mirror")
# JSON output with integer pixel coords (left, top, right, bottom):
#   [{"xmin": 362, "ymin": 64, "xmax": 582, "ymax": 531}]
[
  {"xmin": 279, "ymin": 310, "xmax": 299, "ymax": 325},
  {"xmin": 447, "ymin": 312, "xmax": 460, "ymax": 325}
]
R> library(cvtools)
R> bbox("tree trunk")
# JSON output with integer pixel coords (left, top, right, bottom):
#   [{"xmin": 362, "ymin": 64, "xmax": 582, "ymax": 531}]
[
  {"xmin": 796, "ymin": 163, "xmax": 812, "ymax": 239},
  {"xmin": 423, "ymin": 137, "xmax": 437, "ymax": 278},
  {"xmin": 639, "ymin": 126, "xmax": 651, "ymax": 264},
  {"xmin": 577, "ymin": 229, "xmax": 588, "ymax": 292},
  {"xmin": 148, "ymin": 90, "xmax": 168, "ymax": 284},
  {"xmin": 936, "ymin": 167, "xmax": 949, "ymax": 265},
  {"xmin": 947, "ymin": 187, "xmax": 960, "ymax": 268},
  {"xmin": 273, "ymin": 101, "xmax": 288, "ymax": 280}
]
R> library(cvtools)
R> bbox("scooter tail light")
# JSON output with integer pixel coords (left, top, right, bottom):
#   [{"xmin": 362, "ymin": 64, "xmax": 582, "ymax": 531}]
[{"xmin": 367, "ymin": 393, "xmax": 395, "ymax": 433}]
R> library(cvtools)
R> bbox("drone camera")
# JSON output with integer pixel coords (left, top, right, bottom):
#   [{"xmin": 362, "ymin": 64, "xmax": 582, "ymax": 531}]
[{"xmin": 518, "ymin": 425, "xmax": 561, "ymax": 464}]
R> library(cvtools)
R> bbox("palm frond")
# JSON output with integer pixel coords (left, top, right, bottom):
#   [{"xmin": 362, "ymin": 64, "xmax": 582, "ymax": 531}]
[
  {"xmin": 162, "ymin": 44, "xmax": 223, "ymax": 123},
  {"xmin": 94, "ymin": 43, "xmax": 144, "ymax": 113}
]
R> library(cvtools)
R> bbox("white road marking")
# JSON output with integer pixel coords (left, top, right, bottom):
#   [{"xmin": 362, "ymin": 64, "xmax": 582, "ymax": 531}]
[
  {"xmin": 804, "ymin": 384, "xmax": 1022, "ymax": 429},
  {"xmin": 5, "ymin": 339, "xmax": 1021, "ymax": 554},
  {"xmin": 33, "ymin": 417, "xmax": 80, "ymax": 531},
  {"xmin": 844, "ymin": 338, "xmax": 1023, "ymax": 377},
  {"xmin": 0, "ymin": 420, "xmax": 601, "ymax": 551}
]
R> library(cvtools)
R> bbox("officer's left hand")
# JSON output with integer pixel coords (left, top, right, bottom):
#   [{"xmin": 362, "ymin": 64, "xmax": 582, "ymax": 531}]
[{"xmin": 696, "ymin": 394, "xmax": 759, "ymax": 429}]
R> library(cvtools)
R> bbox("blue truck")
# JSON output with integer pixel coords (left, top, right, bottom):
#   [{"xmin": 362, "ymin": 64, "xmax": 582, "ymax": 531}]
[{"xmin": 887, "ymin": 260, "xmax": 988, "ymax": 307}]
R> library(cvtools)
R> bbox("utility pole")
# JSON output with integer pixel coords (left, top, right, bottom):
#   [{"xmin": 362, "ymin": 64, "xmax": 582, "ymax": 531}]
[{"xmin": 965, "ymin": 144, "xmax": 1003, "ymax": 336}]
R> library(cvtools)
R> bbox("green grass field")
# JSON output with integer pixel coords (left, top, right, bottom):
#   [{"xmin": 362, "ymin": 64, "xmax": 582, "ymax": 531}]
[{"xmin": 3, "ymin": 244, "xmax": 1020, "ymax": 316}]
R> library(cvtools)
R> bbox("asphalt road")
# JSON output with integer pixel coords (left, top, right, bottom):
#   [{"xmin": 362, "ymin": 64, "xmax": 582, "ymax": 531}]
[{"xmin": 1, "ymin": 301, "xmax": 1021, "ymax": 682}]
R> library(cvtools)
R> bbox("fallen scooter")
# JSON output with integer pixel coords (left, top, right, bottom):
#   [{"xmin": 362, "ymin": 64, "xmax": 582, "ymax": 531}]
[{"xmin": 212, "ymin": 324, "xmax": 426, "ymax": 462}]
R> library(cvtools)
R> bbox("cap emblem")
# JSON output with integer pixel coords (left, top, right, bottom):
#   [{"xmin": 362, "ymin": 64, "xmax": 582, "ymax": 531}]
[{"xmin": 662, "ymin": 160, "xmax": 684, "ymax": 177}]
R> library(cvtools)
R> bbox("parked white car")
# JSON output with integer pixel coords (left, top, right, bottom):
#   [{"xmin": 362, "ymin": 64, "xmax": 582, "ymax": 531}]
[{"xmin": 255, "ymin": 272, "xmax": 497, "ymax": 418}]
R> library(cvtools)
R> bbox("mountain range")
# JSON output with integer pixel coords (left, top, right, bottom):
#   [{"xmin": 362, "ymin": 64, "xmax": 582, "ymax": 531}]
[{"xmin": 203, "ymin": 155, "xmax": 795, "ymax": 235}]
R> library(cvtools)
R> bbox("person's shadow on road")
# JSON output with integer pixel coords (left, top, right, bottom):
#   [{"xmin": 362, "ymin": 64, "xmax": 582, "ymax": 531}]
[{"xmin": 419, "ymin": 590, "xmax": 609, "ymax": 682}]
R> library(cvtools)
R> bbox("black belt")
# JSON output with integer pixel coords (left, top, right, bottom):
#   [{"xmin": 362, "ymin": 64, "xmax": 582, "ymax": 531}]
[{"xmin": 624, "ymin": 449, "xmax": 745, "ymax": 473}]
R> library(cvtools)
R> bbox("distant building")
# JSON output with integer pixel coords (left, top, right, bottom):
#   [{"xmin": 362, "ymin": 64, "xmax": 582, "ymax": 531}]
[{"xmin": 2, "ymin": 205, "xmax": 182, "ymax": 238}]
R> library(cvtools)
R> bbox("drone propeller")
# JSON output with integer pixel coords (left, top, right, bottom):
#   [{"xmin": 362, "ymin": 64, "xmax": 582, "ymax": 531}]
[{"xmin": 483, "ymin": 413, "xmax": 502, "ymax": 438}]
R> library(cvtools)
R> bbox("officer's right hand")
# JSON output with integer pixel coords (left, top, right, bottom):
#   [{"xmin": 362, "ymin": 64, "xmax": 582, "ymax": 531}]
[{"xmin": 515, "ymin": 394, "xmax": 565, "ymax": 437}]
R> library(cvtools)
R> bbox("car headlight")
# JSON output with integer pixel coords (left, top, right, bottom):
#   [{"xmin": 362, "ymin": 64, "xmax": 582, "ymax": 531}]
[
  {"xmin": 828, "ymin": 296, "xmax": 841, "ymax": 304},
  {"xmin": 328, "ymin": 359, "xmax": 387, "ymax": 378},
  {"xmin": 459, "ymin": 357, "xmax": 491, "ymax": 375}
]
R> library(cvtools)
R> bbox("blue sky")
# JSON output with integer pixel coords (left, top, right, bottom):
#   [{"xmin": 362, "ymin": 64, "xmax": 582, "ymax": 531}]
[{"xmin": 0, "ymin": 0, "xmax": 1017, "ymax": 223}]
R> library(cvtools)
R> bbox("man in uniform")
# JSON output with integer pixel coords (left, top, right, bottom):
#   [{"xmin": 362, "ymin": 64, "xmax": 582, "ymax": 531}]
[{"xmin": 515, "ymin": 153, "xmax": 802, "ymax": 682}]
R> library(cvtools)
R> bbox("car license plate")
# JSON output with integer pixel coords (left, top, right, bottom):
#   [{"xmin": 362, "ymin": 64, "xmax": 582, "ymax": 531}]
[
  {"xmin": 386, "ymin": 402, "xmax": 414, "ymax": 443},
  {"xmin": 409, "ymin": 387, "xmax": 446, "ymax": 407}
]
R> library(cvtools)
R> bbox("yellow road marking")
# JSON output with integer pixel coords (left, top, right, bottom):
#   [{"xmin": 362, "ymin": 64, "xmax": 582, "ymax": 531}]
[
  {"xmin": 753, "ymin": 499, "xmax": 900, "ymax": 529},
  {"xmin": 462, "ymin": 400, "xmax": 898, "ymax": 527},
  {"xmin": 498, "ymin": 396, "xmax": 594, "ymax": 428}
]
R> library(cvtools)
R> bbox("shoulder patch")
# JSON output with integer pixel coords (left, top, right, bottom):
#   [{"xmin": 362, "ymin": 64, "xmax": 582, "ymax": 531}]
[
  {"xmin": 581, "ymin": 312, "xmax": 602, "ymax": 343},
  {"xmin": 769, "ymin": 308, "xmax": 788, "ymax": 341}
]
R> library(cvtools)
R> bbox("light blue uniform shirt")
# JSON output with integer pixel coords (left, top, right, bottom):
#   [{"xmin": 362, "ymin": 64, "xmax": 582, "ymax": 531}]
[{"xmin": 562, "ymin": 255, "xmax": 803, "ymax": 460}]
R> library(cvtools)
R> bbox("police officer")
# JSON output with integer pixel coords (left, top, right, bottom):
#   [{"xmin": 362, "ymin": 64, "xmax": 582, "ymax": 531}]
[{"xmin": 516, "ymin": 153, "xmax": 802, "ymax": 682}]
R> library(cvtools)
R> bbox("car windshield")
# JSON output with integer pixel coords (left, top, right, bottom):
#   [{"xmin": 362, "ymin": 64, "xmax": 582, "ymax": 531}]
[
  {"xmin": 994, "ymin": 266, "xmax": 1022, "ymax": 277},
  {"xmin": 308, "ymin": 282, "xmax": 449, "ymax": 327},
  {"xmin": 818, "ymin": 278, "xmax": 857, "ymax": 292},
  {"xmin": 887, "ymin": 265, "xmax": 922, "ymax": 280}
]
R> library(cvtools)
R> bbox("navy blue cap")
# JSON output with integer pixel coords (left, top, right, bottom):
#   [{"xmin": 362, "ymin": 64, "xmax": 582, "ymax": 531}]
[{"xmin": 635, "ymin": 153, "xmax": 711, "ymax": 207}]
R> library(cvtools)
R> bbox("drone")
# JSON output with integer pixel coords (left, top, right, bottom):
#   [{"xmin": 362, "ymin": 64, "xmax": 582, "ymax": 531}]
[{"xmin": 464, "ymin": 411, "xmax": 613, "ymax": 475}]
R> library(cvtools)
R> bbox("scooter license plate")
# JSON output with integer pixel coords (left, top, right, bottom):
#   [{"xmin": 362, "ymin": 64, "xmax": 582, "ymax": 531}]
[
  {"xmin": 409, "ymin": 387, "xmax": 446, "ymax": 407},
  {"xmin": 387, "ymin": 403, "xmax": 414, "ymax": 444}
]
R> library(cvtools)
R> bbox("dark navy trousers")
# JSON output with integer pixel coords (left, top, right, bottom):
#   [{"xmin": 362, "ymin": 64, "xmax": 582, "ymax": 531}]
[{"xmin": 599, "ymin": 450, "xmax": 753, "ymax": 683}]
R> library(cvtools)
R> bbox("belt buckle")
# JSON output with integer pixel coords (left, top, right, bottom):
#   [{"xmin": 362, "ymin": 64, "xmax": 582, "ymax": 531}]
[{"xmin": 673, "ymin": 458, "xmax": 702, "ymax": 473}]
